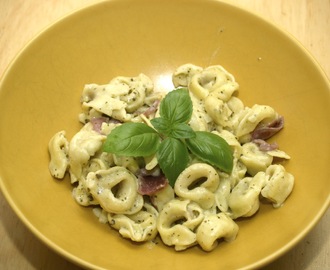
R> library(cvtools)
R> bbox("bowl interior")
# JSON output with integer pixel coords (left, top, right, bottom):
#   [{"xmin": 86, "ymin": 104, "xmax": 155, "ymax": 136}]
[{"xmin": 0, "ymin": 0, "xmax": 329, "ymax": 269}]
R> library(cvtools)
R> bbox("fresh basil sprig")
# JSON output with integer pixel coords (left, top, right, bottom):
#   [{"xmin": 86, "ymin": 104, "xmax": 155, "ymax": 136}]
[{"xmin": 103, "ymin": 88, "xmax": 233, "ymax": 186}]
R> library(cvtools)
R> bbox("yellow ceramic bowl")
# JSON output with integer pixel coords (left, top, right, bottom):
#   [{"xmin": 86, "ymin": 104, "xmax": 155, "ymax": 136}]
[{"xmin": 0, "ymin": 1, "xmax": 329, "ymax": 269}]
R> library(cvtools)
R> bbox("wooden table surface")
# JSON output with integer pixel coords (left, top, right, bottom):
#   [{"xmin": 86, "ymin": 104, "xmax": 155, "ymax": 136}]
[{"xmin": 0, "ymin": 0, "xmax": 329, "ymax": 269}]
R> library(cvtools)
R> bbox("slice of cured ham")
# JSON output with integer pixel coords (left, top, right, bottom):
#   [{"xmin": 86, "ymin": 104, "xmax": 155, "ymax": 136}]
[
  {"xmin": 252, "ymin": 139, "xmax": 278, "ymax": 152},
  {"xmin": 251, "ymin": 116, "xmax": 284, "ymax": 141},
  {"xmin": 137, "ymin": 168, "xmax": 168, "ymax": 195}
]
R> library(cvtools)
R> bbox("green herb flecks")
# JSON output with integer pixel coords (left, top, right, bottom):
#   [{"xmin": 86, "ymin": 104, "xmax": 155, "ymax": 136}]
[{"xmin": 103, "ymin": 87, "xmax": 233, "ymax": 186}]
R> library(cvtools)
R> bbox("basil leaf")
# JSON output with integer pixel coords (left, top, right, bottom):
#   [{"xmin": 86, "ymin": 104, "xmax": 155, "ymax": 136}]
[
  {"xmin": 157, "ymin": 137, "xmax": 189, "ymax": 186},
  {"xmin": 169, "ymin": 123, "xmax": 196, "ymax": 139},
  {"xmin": 150, "ymin": 117, "xmax": 171, "ymax": 135},
  {"xmin": 103, "ymin": 122, "xmax": 160, "ymax": 156},
  {"xmin": 159, "ymin": 88, "xmax": 193, "ymax": 124},
  {"xmin": 186, "ymin": 131, "xmax": 233, "ymax": 173}
]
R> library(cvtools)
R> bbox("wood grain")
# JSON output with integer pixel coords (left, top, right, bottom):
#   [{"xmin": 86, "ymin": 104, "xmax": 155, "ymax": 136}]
[{"xmin": 0, "ymin": 0, "xmax": 329, "ymax": 269}]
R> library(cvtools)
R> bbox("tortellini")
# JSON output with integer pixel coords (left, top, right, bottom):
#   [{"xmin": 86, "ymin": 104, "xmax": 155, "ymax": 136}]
[
  {"xmin": 109, "ymin": 203, "xmax": 158, "ymax": 242},
  {"xmin": 261, "ymin": 164, "xmax": 294, "ymax": 208},
  {"xmin": 172, "ymin": 63, "xmax": 203, "ymax": 87},
  {"xmin": 85, "ymin": 167, "xmax": 143, "ymax": 214},
  {"xmin": 157, "ymin": 199, "xmax": 204, "ymax": 251},
  {"xmin": 196, "ymin": 213, "xmax": 239, "ymax": 251},
  {"xmin": 228, "ymin": 172, "xmax": 267, "ymax": 219},
  {"xmin": 239, "ymin": 142, "xmax": 273, "ymax": 176},
  {"xmin": 188, "ymin": 65, "xmax": 236, "ymax": 99},
  {"xmin": 68, "ymin": 123, "xmax": 106, "ymax": 183},
  {"xmin": 48, "ymin": 131, "xmax": 69, "ymax": 178},
  {"xmin": 232, "ymin": 105, "xmax": 278, "ymax": 143},
  {"xmin": 174, "ymin": 163, "xmax": 220, "ymax": 209},
  {"xmin": 48, "ymin": 63, "xmax": 294, "ymax": 252},
  {"xmin": 79, "ymin": 73, "xmax": 154, "ymax": 123}
]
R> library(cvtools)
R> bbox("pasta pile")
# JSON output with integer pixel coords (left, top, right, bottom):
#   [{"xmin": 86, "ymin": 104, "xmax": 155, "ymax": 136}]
[{"xmin": 48, "ymin": 64, "xmax": 294, "ymax": 252}]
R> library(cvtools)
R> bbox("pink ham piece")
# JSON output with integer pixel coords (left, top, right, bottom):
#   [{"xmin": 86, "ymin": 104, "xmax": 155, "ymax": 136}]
[
  {"xmin": 143, "ymin": 100, "xmax": 160, "ymax": 117},
  {"xmin": 137, "ymin": 168, "xmax": 168, "ymax": 195},
  {"xmin": 251, "ymin": 116, "xmax": 284, "ymax": 140},
  {"xmin": 252, "ymin": 139, "xmax": 279, "ymax": 152},
  {"xmin": 91, "ymin": 117, "xmax": 121, "ymax": 133},
  {"xmin": 91, "ymin": 117, "xmax": 109, "ymax": 133}
]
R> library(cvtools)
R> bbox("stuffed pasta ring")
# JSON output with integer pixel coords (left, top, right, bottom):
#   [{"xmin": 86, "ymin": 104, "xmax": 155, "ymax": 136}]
[{"xmin": 85, "ymin": 166, "xmax": 143, "ymax": 214}]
